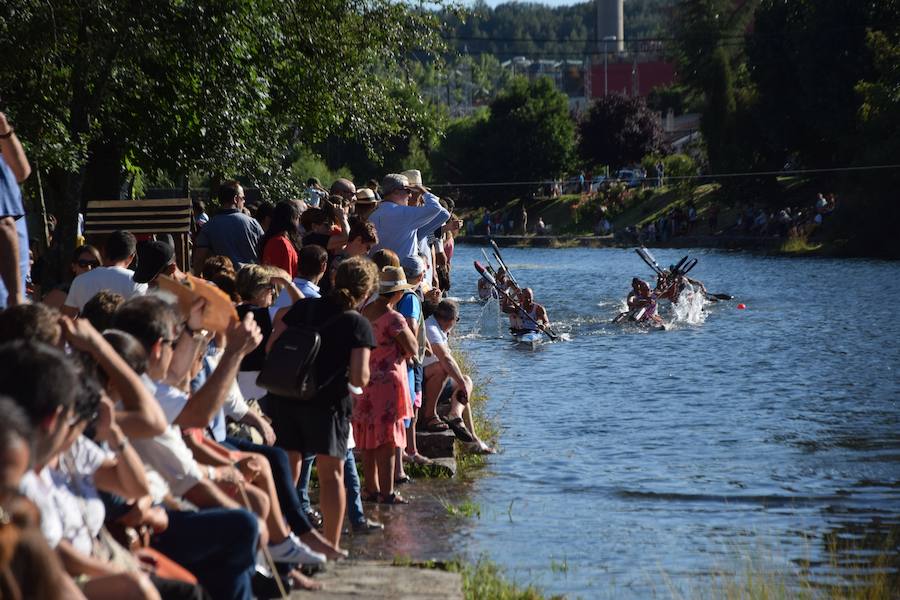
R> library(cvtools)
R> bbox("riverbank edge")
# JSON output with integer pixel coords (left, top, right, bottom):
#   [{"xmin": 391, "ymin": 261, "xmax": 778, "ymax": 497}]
[{"xmin": 456, "ymin": 234, "xmax": 837, "ymax": 258}]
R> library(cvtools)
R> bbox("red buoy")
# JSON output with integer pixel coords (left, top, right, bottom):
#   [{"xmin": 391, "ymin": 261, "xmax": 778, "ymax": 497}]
[{"xmin": 737, "ymin": 303, "xmax": 746, "ymax": 310}]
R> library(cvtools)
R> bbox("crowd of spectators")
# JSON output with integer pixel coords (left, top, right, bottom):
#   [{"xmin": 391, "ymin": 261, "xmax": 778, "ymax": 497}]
[{"xmin": 0, "ymin": 111, "xmax": 489, "ymax": 599}]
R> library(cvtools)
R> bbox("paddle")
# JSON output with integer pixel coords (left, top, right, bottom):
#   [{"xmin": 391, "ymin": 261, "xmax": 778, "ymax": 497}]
[
  {"xmin": 480, "ymin": 249, "xmax": 497, "ymax": 275},
  {"xmin": 635, "ymin": 247, "xmax": 664, "ymax": 275},
  {"xmin": 489, "ymin": 239, "xmax": 521, "ymax": 289},
  {"xmin": 474, "ymin": 261, "xmax": 558, "ymax": 341}
]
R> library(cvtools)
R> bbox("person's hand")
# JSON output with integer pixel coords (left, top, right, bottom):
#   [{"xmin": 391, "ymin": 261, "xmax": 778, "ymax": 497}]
[
  {"xmin": 256, "ymin": 416, "xmax": 276, "ymax": 446},
  {"xmin": 58, "ymin": 314, "xmax": 103, "ymax": 353},
  {"xmin": 269, "ymin": 275, "xmax": 291, "ymax": 289},
  {"xmin": 425, "ymin": 287, "xmax": 441, "ymax": 304},
  {"xmin": 214, "ymin": 465, "xmax": 245, "ymax": 484},
  {"xmin": 410, "ymin": 183, "xmax": 429, "ymax": 195},
  {"xmin": 236, "ymin": 456, "xmax": 263, "ymax": 483},
  {"xmin": 0, "ymin": 112, "xmax": 10, "ymax": 135},
  {"xmin": 224, "ymin": 312, "xmax": 262, "ymax": 357},
  {"xmin": 187, "ymin": 297, "xmax": 207, "ymax": 332}
]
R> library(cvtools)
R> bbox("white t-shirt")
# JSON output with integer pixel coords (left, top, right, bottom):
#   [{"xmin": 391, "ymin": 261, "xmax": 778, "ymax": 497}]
[
  {"xmin": 127, "ymin": 377, "xmax": 202, "ymax": 498},
  {"xmin": 52, "ymin": 436, "xmax": 110, "ymax": 555},
  {"xmin": 423, "ymin": 315, "xmax": 448, "ymax": 367},
  {"xmin": 64, "ymin": 266, "xmax": 148, "ymax": 311},
  {"xmin": 20, "ymin": 468, "xmax": 64, "ymax": 548},
  {"xmin": 155, "ymin": 381, "xmax": 190, "ymax": 424}
]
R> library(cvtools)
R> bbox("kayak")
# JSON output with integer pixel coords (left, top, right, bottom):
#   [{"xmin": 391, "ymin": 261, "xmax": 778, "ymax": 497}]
[
  {"xmin": 512, "ymin": 330, "xmax": 543, "ymax": 348},
  {"xmin": 612, "ymin": 309, "xmax": 669, "ymax": 331}
]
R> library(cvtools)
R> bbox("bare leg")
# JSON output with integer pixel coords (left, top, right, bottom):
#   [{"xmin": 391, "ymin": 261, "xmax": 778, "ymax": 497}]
[
  {"xmin": 375, "ymin": 444, "xmax": 395, "ymax": 499},
  {"xmin": 406, "ymin": 407, "xmax": 419, "ymax": 455},
  {"xmin": 239, "ymin": 453, "xmax": 292, "ymax": 543},
  {"xmin": 316, "ymin": 454, "xmax": 346, "ymax": 548},
  {"xmin": 286, "ymin": 449, "xmax": 302, "ymax": 484},
  {"xmin": 362, "ymin": 449, "xmax": 379, "ymax": 497},
  {"xmin": 82, "ymin": 572, "xmax": 159, "ymax": 600},
  {"xmin": 423, "ymin": 363, "xmax": 449, "ymax": 422}
]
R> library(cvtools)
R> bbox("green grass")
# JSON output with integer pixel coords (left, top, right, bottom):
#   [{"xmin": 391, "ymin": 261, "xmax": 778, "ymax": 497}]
[
  {"xmin": 779, "ymin": 235, "xmax": 824, "ymax": 254},
  {"xmin": 440, "ymin": 497, "xmax": 482, "ymax": 519},
  {"xmin": 392, "ymin": 556, "xmax": 561, "ymax": 600}
]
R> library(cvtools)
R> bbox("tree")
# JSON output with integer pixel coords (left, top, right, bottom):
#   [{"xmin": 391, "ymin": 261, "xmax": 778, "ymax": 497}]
[
  {"xmin": 577, "ymin": 93, "xmax": 665, "ymax": 170},
  {"xmin": 430, "ymin": 76, "xmax": 574, "ymax": 203},
  {"xmin": 673, "ymin": 0, "xmax": 756, "ymax": 175},
  {"xmin": 0, "ymin": 0, "xmax": 444, "ymax": 257}
]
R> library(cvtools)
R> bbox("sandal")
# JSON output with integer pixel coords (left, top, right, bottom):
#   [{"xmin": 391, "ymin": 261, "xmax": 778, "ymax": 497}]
[
  {"xmin": 418, "ymin": 416, "xmax": 449, "ymax": 433},
  {"xmin": 378, "ymin": 492, "xmax": 409, "ymax": 505},
  {"xmin": 395, "ymin": 476, "xmax": 412, "ymax": 485},
  {"xmin": 445, "ymin": 417, "xmax": 475, "ymax": 443}
]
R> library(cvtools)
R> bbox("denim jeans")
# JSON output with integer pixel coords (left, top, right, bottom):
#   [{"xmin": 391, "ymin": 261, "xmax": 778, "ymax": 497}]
[
  {"xmin": 296, "ymin": 453, "xmax": 316, "ymax": 512},
  {"xmin": 152, "ymin": 508, "xmax": 257, "ymax": 600},
  {"xmin": 224, "ymin": 436, "xmax": 312, "ymax": 535},
  {"xmin": 344, "ymin": 448, "xmax": 365, "ymax": 526}
]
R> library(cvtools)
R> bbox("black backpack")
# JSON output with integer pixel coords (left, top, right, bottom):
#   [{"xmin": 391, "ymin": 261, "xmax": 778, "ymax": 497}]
[{"xmin": 256, "ymin": 302, "xmax": 347, "ymax": 401}]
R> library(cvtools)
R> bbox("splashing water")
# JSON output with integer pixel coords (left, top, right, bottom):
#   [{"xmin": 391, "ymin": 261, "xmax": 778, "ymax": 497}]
[
  {"xmin": 477, "ymin": 296, "xmax": 504, "ymax": 338},
  {"xmin": 671, "ymin": 282, "xmax": 707, "ymax": 324}
]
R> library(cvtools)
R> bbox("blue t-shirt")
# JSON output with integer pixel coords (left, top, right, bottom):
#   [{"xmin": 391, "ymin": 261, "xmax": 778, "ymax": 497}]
[
  {"xmin": 195, "ymin": 208, "xmax": 264, "ymax": 268},
  {"xmin": 396, "ymin": 290, "xmax": 425, "ymax": 364},
  {"xmin": 0, "ymin": 157, "xmax": 28, "ymax": 307}
]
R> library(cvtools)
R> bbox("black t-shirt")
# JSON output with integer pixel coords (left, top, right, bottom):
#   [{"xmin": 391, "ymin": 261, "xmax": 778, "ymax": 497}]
[
  {"xmin": 236, "ymin": 304, "xmax": 273, "ymax": 372},
  {"xmin": 281, "ymin": 297, "xmax": 375, "ymax": 411}
]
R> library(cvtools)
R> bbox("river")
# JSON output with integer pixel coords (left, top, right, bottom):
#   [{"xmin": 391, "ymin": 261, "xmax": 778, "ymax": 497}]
[{"xmin": 444, "ymin": 245, "xmax": 900, "ymax": 598}]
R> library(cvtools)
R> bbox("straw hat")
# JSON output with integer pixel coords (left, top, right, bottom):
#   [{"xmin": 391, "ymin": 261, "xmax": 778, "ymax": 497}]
[
  {"xmin": 355, "ymin": 188, "xmax": 378, "ymax": 204},
  {"xmin": 378, "ymin": 266, "xmax": 416, "ymax": 294},
  {"xmin": 401, "ymin": 169, "xmax": 423, "ymax": 186}
]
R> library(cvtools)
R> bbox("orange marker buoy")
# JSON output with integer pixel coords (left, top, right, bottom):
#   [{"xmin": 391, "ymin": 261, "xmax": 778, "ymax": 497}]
[{"xmin": 737, "ymin": 303, "xmax": 746, "ymax": 310}]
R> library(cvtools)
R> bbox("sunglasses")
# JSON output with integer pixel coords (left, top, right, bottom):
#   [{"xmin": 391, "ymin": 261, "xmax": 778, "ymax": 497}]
[{"xmin": 76, "ymin": 259, "xmax": 100, "ymax": 268}]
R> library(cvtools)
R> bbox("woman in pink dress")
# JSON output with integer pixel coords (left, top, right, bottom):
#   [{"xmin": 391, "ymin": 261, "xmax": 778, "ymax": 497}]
[{"xmin": 354, "ymin": 266, "xmax": 418, "ymax": 504}]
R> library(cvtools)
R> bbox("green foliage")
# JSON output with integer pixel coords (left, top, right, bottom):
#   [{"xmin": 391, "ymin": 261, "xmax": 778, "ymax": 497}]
[
  {"xmin": 577, "ymin": 93, "xmax": 665, "ymax": 170},
  {"xmin": 462, "ymin": 558, "xmax": 559, "ymax": 600},
  {"xmin": 430, "ymin": 77, "xmax": 574, "ymax": 203},
  {"xmin": 290, "ymin": 147, "xmax": 353, "ymax": 192},
  {"xmin": 0, "ymin": 0, "xmax": 446, "ymax": 247}
]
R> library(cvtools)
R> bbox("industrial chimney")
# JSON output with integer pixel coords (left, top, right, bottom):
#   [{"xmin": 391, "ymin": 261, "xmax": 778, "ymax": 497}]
[{"xmin": 596, "ymin": 0, "xmax": 624, "ymax": 53}]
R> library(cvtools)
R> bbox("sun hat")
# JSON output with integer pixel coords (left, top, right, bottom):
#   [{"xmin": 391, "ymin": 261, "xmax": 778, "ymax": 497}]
[
  {"xmin": 133, "ymin": 240, "xmax": 175, "ymax": 283},
  {"xmin": 381, "ymin": 173, "xmax": 410, "ymax": 197},
  {"xmin": 401, "ymin": 169, "xmax": 423, "ymax": 186},
  {"xmin": 355, "ymin": 188, "xmax": 378, "ymax": 204},
  {"xmin": 378, "ymin": 266, "xmax": 416, "ymax": 294}
]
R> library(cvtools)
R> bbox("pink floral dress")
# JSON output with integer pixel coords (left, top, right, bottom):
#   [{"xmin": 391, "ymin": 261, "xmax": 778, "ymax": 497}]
[{"xmin": 352, "ymin": 310, "xmax": 413, "ymax": 450}]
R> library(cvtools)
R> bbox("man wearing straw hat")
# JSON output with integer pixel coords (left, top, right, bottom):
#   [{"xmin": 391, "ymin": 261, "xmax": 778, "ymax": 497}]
[
  {"xmin": 368, "ymin": 172, "xmax": 449, "ymax": 261},
  {"xmin": 351, "ymin": 187, "xmax": 379, "ymax": 225}
]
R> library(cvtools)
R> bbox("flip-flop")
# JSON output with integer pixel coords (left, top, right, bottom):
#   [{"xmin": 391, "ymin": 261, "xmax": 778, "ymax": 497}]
[
  {"xmin": 445, "ymin": 417, "xmax": 475, "ymax": 443},
  {"xmin": 395, "ymin": 476, "xmax": 412, "ymax": 485}
]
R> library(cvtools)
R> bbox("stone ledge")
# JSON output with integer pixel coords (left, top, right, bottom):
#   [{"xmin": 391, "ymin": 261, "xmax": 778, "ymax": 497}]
[{"xmin": 290, "ymin": 559, "xmax": 462, "ymax": 599}]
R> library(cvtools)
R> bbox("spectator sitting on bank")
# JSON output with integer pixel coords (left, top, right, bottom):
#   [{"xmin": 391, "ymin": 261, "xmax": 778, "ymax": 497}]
[
  {"xmin": 419, "ymin": 300, "xmax": 494, "ymax": 454},
  {"xmin": 62, "ymin": 230, "xmax": 147, "ymax": 318},
  {"xmin": 41, "ymin": 244, "xmax": 102, "ymax": 310},
  {"xmin": 192, "ymin": 180, "xmax": 264, "ymax": 273}
]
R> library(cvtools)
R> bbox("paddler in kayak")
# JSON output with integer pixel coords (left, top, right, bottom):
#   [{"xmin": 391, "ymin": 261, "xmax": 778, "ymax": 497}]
[
  {"xmin": 655, "ymin": 268, "xmax": 709, "ymax": 304},
  {"xmin": 623, "ymin": 277, "xmax": 665, "ymax": 325},
  {"xmin": 504, "ymin": 287, "xmax": 551, "ymax": 334}
]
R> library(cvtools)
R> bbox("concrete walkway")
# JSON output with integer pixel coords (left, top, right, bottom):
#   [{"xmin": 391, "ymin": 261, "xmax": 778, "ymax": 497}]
[{"xmin": 291, "ymin": 560, "xmax": 463, "ymax": 599}]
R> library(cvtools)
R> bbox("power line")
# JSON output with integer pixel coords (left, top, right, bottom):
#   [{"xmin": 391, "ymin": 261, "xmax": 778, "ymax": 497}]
[{"xmin": 428, "ymin": 164, "xmax": 900, "ymax": 189}]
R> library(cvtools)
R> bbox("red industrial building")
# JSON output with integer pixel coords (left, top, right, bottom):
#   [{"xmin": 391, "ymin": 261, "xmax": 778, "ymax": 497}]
[{"xmin": 587, "ymin": 60, "xmax": 677, "ymax": 99}]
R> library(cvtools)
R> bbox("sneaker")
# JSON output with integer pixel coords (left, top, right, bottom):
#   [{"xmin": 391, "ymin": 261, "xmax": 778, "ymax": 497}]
[
  {"xmin": 351, "ymin": 518, "xmax": 384, "ymax": 535},
  {"xmin": 268, "ymin": 535, "xmax": 327, "ymax": 566}
]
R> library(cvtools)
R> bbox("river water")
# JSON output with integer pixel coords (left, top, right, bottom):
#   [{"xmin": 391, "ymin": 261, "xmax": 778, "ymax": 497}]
[{"xmin": 443, "ymin": 245, "xmax": 900, "ymax": 598}]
